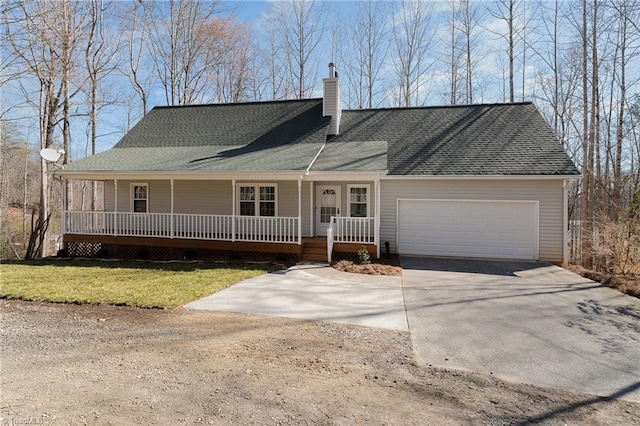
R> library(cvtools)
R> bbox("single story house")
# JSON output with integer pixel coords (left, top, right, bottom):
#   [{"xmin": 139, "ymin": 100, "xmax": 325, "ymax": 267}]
[{"xmin": 58, "ymin": 64, "xmax": 580, "ymax": 264}]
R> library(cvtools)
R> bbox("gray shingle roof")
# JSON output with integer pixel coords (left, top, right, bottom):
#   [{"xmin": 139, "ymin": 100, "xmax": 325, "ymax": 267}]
[
  {"xmin": 318, "ymin": 102, "xmax": 579, "ymax": 176},
  {"xmin": 62, "ymin": 99, "xmax": 579, "ymax": 176},
  {"xmin": 63, "ymin": 99, "xmax": 330, "ymax": 173}
]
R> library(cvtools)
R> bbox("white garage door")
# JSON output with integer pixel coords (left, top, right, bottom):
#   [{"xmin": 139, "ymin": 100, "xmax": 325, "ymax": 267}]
[{"xmin": 397, "ymin": 199, "xmax": 538, "ymax": 260}]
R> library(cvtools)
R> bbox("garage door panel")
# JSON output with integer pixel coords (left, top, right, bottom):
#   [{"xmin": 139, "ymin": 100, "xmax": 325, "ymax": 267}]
[{"xmin": 398, "ymin": 199, "xmax": 538, "ymax": 260}]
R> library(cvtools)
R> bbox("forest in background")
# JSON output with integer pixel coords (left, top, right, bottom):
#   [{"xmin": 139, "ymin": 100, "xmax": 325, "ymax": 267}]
[{"xmin": 1, "ymin": 0, "xmax": 638, "ymax": 276}]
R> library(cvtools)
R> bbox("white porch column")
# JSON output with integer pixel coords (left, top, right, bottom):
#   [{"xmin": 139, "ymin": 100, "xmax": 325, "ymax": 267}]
[
  {"xmin": 231, "ymin": 179, "xmax": 236, "ymax": 242},
  {"xmin": 298, "ymin": 179, "xmax": 302, "ymax": 244},
  {"xmin": 62, "ymin": 178, "xmax": 67, "ymax": 235},
  {"xmin": 170, "ymin": 179, "xmax": 175, "ymax": 239},
  {"xmin": 375, "ymin": 174, "xmax": 381, "ymax": 258},
  {"xmin": 309, "ymin": 181, "xmax": 314, "ymax": 237},
  {"xmin": 114, "ymin": 179, "xmax": 118, "ymax": 236}
]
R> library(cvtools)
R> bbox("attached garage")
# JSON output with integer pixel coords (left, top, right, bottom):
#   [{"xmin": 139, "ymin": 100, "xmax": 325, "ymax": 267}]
[{"xmin": 397, "ymin": 199, "xmax": 539, "ymax": 260}]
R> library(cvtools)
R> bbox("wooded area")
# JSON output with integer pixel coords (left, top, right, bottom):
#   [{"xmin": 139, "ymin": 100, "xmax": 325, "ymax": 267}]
[{"xmin": 1, "ymin": 0, "xmax": 638, "ymax": 276}]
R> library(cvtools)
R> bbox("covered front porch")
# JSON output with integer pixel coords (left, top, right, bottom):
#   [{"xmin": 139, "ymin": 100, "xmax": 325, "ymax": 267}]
[{"xmin": 61, "ymin": 175, "xmax": 380, "ymax": 262}]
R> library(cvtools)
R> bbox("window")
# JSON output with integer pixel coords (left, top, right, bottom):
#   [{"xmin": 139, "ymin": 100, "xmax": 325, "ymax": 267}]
[
  {"xmin": 132, "ymin": 184, "xmax": 148, "ymax": 213},
  {"xmin": 348, "ymin": 185, "xmax": 369, "ymax": 217},
  {"xmin": 238, "ymin": 184, "xmax": 276, "ymax": 216},
  {"xmin": 239, "ymin": 186, "xmax": 255, "ymax": 216},
  {"xmin": 259, "ymin": 186, "xmax": 276, "ymax": 216}
]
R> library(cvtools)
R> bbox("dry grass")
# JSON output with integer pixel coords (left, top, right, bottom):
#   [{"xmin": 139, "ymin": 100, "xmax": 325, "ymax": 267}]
[
  {"xmin": 568, "ymin": 264, "xmax": 640, "ymax": 298},
  {"xmin": 0, "ymin": 259, "xmax": 281, "ymax": 308}
]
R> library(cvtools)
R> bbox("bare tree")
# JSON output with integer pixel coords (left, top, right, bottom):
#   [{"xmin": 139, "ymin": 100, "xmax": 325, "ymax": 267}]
[
  {"xmin": 391, "ymin": 0, "xmax": 436, "ymax": 107},
  {"xmin": 119, "ymin": 1, "xmax": 151, "ymax": 118},
  {"xmin": 144, "ymin": 0, "xmax": 222, "ymax": 105},
  {"xmin": 268, "ymin": 0, "xmax": 324, "ymax": 99},
  {"xmin": 487, "ymin": 0, "xmax": 520, "ymax": 102},
  {"xmin": 202, "ymin": 17, "xmax": 254, "ymax": 103},
  {"xmin": 453, "ymin": 0, "xmax": 482, "ymax": 104},
  {"xmin": 84, "ymin": 0, "xmax": 118, "ymax": 210},
  {"xmin": 342, "ymin": 0, "xmax": 390, "ymax": 109},
  {"xmin": 4, "ymin": 0, "xmax": 89, "ymax": 256}
]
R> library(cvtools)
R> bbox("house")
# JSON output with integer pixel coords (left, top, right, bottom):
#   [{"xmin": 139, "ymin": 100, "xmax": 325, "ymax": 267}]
[{"xmin": 58, "ymin": 64, "xmax": 580, "ymax": 264}]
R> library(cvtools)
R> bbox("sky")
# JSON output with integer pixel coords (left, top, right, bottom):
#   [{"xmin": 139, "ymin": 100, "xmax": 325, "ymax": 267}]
[{"xmin": 5, "ymin": 0, "xmax": 638, "ymax": 163}]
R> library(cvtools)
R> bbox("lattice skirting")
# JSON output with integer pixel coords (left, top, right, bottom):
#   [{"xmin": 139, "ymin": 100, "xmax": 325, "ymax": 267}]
[
  {"xmin": 65, "ymin": 242, "xmax": 298, "ymax": 263},
  {"xmin": 67, "ymin": 241, "xmax": 103, "ymax": 257}
]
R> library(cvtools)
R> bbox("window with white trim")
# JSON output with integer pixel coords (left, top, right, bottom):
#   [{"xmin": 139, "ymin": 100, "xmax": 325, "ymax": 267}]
[
  {"xmin": 131, "ymin": 183, "xmax": 148, "ymax": 213},
  {"xmin": 238, "ymin": 184, "xmax": 277, "ymax": 217},
  {"xmin": 348, "ymin": 185, "xmax": 369, "ymax": 217}
]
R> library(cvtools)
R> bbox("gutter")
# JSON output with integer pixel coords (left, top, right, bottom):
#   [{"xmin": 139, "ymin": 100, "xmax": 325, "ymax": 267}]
[{"xmin": 380, "ymin": 174, "xmax": 582, "ymax": 181}]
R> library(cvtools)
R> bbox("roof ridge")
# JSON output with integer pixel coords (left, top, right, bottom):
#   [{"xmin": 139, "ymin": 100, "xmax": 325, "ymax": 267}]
[
  {"xmin": 152, "ymin": 98, "xmax": 323, "ymax": 111},
  {"xmin": 344, "ymin": 101, "xmax": 533, "ymax": 113}
]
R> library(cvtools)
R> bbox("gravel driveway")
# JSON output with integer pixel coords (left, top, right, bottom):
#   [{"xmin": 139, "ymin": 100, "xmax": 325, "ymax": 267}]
[
  {"xmin": 401, "ymin": 256, "xmax": 640, "ymax": 402},
  {"xmin": 2, "ymin": 300, "xmax": 639, "ymax": 425}
]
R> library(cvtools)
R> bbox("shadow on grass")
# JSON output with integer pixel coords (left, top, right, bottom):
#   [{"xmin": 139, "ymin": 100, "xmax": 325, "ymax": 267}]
[{"xmin": 1, "ymin": 258, "xmax": 284, "ymax": 273}]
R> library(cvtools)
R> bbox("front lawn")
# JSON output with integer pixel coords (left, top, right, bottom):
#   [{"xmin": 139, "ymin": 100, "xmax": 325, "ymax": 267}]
[{"xmin": 0, "ymin": 260, "xmax": 281, "ymax": 308}]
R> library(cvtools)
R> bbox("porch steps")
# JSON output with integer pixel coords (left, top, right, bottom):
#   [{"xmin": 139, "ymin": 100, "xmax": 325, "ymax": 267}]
[{"xmin": 300, "ymin": 240, "xmax": 328, "ymax": 262}]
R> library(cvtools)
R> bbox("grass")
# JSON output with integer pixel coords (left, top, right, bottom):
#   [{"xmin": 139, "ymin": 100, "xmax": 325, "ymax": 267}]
[{"xmin": 0, "ymin": 260, "xmax": 282, "ymax": 309}]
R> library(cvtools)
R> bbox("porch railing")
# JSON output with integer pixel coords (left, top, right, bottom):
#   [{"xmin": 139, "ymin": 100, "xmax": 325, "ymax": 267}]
[
  {"xmin": 326, "ymin": 216, "xmax": 376, "ymax": 262},
  {"xmin": 332, "ymin": 216, "xmax": 375, "ymax": 243},
  {"xmin": 65, "ymin": 211, "xmax": 300, "ymax": 244}
]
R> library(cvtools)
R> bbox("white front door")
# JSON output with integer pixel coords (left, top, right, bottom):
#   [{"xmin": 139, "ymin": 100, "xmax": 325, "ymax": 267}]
[{"xmin": 316, "ymin": 185, "xmax": 341, "ymax": 236}]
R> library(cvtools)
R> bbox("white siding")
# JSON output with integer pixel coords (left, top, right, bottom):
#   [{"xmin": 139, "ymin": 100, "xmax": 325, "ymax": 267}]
[
  {"xmin": 380, "ymin": 179, "xmax": 565, "ymax": 263},
  {"xmin": 323, "ymin": 78, "xmax": 341, "ymax": 135}
]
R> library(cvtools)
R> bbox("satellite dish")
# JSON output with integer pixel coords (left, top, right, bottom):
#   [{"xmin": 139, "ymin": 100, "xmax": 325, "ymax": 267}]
[{"xmin": 40, "ymin": 148, "xmax": 65, "ymax": 163}]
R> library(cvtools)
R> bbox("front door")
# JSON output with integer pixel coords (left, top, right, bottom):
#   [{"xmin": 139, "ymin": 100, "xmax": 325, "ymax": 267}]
[{"xmin": 316, "ymin": 185, "xmax": 341, "ymax": 236}]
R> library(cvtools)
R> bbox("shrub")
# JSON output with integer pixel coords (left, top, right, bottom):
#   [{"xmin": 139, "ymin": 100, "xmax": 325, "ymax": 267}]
[
  {"xmin": 56, "ymin": 248, "xmax": 69, "ymax": 258},
  {"xmin": 357, "ymin": 246, "xmax": 371, "ymax": 265}
]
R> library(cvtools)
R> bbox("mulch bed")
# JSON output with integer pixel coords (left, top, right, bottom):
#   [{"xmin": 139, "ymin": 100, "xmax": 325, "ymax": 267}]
[{"xmin": 332, "ymin": 255, "xmax": 402, "ymax": 276}]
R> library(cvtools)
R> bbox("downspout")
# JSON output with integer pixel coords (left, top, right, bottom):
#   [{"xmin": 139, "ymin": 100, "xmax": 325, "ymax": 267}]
[
  {"xmin": 305, "ymin": 138, "xmax": 328, "ymax": 239},
  {"xmin": 297, "ymin": 178, "xmax": 302, "ymax": 245},
  {"xmin": 306, "ymin": 141, "xmax": 326, "ymax": 176}
]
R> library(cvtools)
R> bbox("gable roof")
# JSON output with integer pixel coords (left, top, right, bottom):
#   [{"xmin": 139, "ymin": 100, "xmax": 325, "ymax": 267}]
[
  {"xmin": 63, "ymin": 99, "xmax": 330, "ymax": 173},
  {"xmin": 61, "ymin": 99, "xmax": 579, "ymax": 177},
  {"xmin": 311, "ymin": 102, "xmax": 579, "ymax": 176}
]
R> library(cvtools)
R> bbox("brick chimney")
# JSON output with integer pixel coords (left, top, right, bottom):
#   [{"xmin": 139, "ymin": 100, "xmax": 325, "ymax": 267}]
[{"xmin": 323, "ymin": 62, "xmax": 341, "ymax": 136}]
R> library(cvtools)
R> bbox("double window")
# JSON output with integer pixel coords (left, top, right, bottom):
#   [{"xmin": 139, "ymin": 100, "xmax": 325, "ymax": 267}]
[
  {"xmin": 131, "ymin": 183, "xmax": 148, "ymax": 213},
  {"xmin": 239, "ymin": 184, "xmax": 277, "ymax": 217},
  {"xmin": 348, "ymin": 185, "xmax": 369, "ymax": 217}
]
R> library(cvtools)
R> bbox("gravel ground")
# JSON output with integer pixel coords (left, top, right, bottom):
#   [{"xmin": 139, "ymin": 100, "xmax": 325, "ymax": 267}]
[{"xmin": 1, "ymin": 300, "xmax": 639, "ymax": 425}]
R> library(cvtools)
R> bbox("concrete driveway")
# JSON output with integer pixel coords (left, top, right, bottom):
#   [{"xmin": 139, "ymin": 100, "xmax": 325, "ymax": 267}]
[
  {"xmin": 401, "ymin": 256, "xmax": 640, "ymax": 402},
  {"xmin": 187, "ymin": 263, "xmax": 408, "ymax": 331}
]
